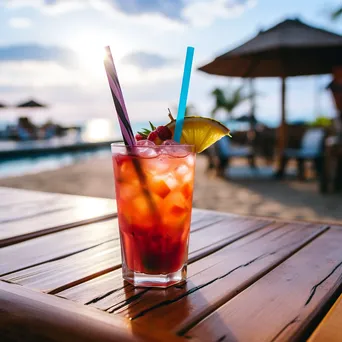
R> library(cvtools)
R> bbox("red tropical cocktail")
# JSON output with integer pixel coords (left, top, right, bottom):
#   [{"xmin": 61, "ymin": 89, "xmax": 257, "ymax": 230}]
[{"xmin": 112, "ymin": 143, "xmax": 195, "ymax": 287}]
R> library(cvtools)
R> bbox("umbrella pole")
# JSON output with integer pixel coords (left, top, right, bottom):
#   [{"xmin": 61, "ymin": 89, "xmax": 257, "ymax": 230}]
[
  {"xmin": 249, "ymin": 78, "xmax": 256, "ymax": 130},
  {"xmin": 277, "ymin": 77, "xmax": 287, "ymax": 168}
]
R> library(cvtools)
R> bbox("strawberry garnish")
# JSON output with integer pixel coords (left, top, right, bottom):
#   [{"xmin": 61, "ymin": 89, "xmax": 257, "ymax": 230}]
[
  {"xmin": 156, "ymin": 126, "xmax": 172, "ymax": 141},
  {"xmin": 135, "ymin": 133, "xmax": 144, "ymax": 141},
  {"xmin": 136, "ymin": 121, "xmax": 156, "ymax": 140},
  {"xmin": 147, "ymin": 131, "xmax": 158, "ymax": 142},
  {"xmin": 136, "ymin": 111, "xmax": 174, "ymax": 144}
]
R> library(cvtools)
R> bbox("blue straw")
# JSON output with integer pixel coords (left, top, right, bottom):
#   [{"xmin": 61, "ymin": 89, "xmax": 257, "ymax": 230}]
[{"xmin": 174, "ymin": 46, "xmax": 195, "ymax": 142}]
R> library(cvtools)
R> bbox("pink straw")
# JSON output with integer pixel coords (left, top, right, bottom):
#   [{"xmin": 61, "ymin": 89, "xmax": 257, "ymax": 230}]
[
  {"xmin": 103, "ymin": 46, "xmax": 135, "ymax": 146},
  {"xmin": 103, "ymin": 46, "xmax": 161, "ymax": 217}
]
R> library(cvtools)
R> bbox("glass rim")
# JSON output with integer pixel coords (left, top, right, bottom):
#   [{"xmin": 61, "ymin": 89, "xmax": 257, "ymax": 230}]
[{"xmin": 110, "ymin": 142, "xmax": 195, "ymax": 149}]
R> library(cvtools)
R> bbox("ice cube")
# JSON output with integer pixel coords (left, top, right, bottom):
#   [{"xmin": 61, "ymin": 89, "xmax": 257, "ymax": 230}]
[
  {"xmin": 170, "ymin": 146, "xmax": 190, "ymax": 158},
  {"xmin": 119, "ymin": 183, "xmax": 139, "ymax": 201},
  {"xmin": 185, "ymin": 154, "xmax": 195, "ymax": 167},
  {"xmin": 135, "ymin": 140, "xmax": 159, "ymax": 158},
  {"xmin": 164, "ymin": 173, "xmax": 178, "ymax": 190},
  {"xmin": 161, "ymin": 142, "xmax": 190, "ymax": 158},
  {"xmin": 174, "ymin": 164, "xmax": 193, "ymax": 183},
  {"xmin": 146, "ymin": 155, "xmax": 170, "ymax": 174},
  {"xmin": 162, "ymin": 140, "xmax": 180, "ymax": 145},
  {"xmin": 149, "ymin": 179, "xmax": 171, "ymax": 199},
  {"xmin": 161, "ymin": 191, "xmax": 189, "ymax": 229},
  {"xmin": 138, "ymin": 148, "xmax": 158, "ymax": 158},
  {"xmin": 175, "ymin": 164, "xmax": 189, "ymax": 177},
  {"xmin": 137, "ymin": 140, "xmax": 155, "ymax": 146}
]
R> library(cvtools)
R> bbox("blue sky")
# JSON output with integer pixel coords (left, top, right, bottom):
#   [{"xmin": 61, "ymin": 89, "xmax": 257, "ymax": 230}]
[{"xmin": 0, "ymin": 0, "xmax": 341, "ymax": 127}]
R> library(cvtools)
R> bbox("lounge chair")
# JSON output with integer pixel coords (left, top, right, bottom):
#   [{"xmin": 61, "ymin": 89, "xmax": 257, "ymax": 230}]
[
  {"xmin": 213, "ymin": 136, "xmax": 255, "ymax": 176},
  {"xmin": 275, "ymin": 128, "xmax": 326, "ymax": 180}
]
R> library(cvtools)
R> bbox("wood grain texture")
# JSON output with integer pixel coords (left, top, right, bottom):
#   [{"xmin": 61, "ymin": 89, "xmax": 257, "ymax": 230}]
[
  {"xmin": 3, "ymin": 240, "xmax": 122, "ymax": 293},
  {"xmin": 59, "ymin": 222, "xmax": 327, "ymax": 337},
  {"xmin": 0, "ymin": 208, "xmax": 229, "ymax": 277},
  {"xmin": 57, "ymin": 223, "xmax": 289, "ymax": 310},
  {"xmin": 0, "ymin": 187, "xmax": 53, "ymax": 207},
  {"xmin": 3, "ymin": 214, "xmax": 271, "ymax": 294},
  {"xmin": 0, "ymin": 211, "xmax": 207, "ymax": 275},
  {"xmin": 0, "ymin": 219, "xmax": 120, "ymax": 275},
  {"xmin": 188, "ymin": 217, "xmax": 271, "ymax": 262},
  {"xmin": 0, "ymin": 280, "xmax": 186, "ymax": 342},
  {"xmin": 0, "ymin": 188, "xmax": 117, "ymax": 247},
  {"xmin": 186, "ymin": 227, "xmax": 342, "ymax": 342},
  {"xmin": 110, "ymin": 223, "xmax": 328, "ymax": 333},
  {"xmin": 308, "ymin": 294, "xmax": 342, "ymax": 342}
]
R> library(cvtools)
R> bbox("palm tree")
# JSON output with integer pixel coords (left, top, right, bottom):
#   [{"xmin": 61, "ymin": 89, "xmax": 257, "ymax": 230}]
[
  {"xmin": 184, "ymin": 104, "xmax": 197, "ymax": 116},
  {"xmin": 171, "ymin": 104, "xmax": 197, "ymax": 118},
  {"xmin": 211, "ymin": 85, "xmax": 251, "ymax": 119},
  {"xmin": 331, "ymin": 6, "xmax": 342, "ymax": 20}
]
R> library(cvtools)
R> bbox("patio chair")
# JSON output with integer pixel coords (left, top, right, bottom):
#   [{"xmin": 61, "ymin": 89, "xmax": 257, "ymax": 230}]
[
  {"xmin": 275, "ymin": 128, "xmax": 326, "ymax": 180},
  {"xmin": 213, "ymin": 136, "xmax": 255, "ymax": 176}
]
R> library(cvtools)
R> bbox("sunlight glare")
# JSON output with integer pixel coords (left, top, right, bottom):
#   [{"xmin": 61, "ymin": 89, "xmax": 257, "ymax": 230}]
[
  {"xmin": 70, "ymin": 34, "xmax": 137, "ymax": 84},
  {"xmin": 83, "ymin": 118, "xmax": 112, "ymax": 142},
  {"xmin": 73, "ymin": 35, "xmax": 113, "ymax": 78},
  {"xmin": 79, "ymin": 45, "xmax": 107, "ymax": 77}
]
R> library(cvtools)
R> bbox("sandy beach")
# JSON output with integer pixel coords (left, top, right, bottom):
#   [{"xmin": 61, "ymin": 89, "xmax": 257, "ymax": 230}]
[{"xmin": 1, "ymin": 154, "xmax": 341, "ymax": 224}]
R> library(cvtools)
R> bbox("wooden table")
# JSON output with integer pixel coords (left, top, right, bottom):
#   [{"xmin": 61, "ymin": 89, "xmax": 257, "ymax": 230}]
[{"xmin": 1, "ymin": 187, "xmax": 341, "ymax": 342}]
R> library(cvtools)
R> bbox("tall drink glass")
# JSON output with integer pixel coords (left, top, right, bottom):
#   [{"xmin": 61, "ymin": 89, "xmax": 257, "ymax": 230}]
[{"xmin": 111, "ymin": 143, "xmax": 195, "ymax": 288}]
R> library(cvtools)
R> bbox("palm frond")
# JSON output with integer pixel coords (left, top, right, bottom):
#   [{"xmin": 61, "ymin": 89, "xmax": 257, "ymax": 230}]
[
  {"xmin": 211, "ymin": 84, "xmax": 255, "ymax": 118},
  {"xmin": 332, "ymin": 7, "xmax": 342, "ymax": 20}
]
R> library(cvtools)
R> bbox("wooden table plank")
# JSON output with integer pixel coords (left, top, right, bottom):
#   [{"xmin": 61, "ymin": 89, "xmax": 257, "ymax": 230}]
[
  {"xmin": 0, "ymin": 219, "xmax": 119, "ymax": 275},
  {"xmin": 0, "ymin": 187, "xmax": 53, "ymax": 206},
  {"xmin": 308, "ymin": 294, "xmax": 342, "ymax": 342},
  {"xmin": 3, "ymin": 240, "xmax": 121, "ymax": 293},
  {"xmin": 108, "ymin": 223, "xmax": 328, "ymax": 331},
  {"xmin": 3, "ymin": 187, "xmax": 340, "ymax": 342},
  {"xmin": 0, "ymin": 280, "xmax": 186, "ymax": 342},
  {"xmin": 186, "ymin": 227, "xmax": 342, "ymax": 342},
  {"xmin": 55, "ymin": 222, "xmax": 294, "ymax": 308},
  {"xmin": 0, "ymin": 187, "xmax": 117, "ymax": 247},
  {"xmin": 58, "ymin": 222, "xmax": 327, "ymax": 335},
  {"xmin": 0, "ymin": 210, "xmax": 229, "ymax": 276},
  {"xmin": 188, "ymin": 216, "xmax": 270, "ymax": 262},
  {"xmin": 2, "ymin": 214, "xmax": 272, "ymax": 294}
]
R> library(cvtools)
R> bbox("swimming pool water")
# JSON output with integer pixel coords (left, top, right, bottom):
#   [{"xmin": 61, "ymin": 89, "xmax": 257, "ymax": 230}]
[{"xmin": 0, "ymin": 148, "xmax": 111, "ymax": 178}]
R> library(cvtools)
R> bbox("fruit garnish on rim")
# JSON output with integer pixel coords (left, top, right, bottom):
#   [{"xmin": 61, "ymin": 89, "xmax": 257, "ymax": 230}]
[
  {"xmin": 136, "ymin": 121, "xmax": 173, "ymax": 142},
  {"xmin": 135, "ymin": 111, "xmax": 231, "ymax": 153}
]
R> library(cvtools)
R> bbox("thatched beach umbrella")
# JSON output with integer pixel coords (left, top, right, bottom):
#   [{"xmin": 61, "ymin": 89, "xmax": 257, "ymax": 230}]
[
  {"xmin": 16, "ymin": 99, "xmax": 47, "ymax": 108},
  {"xmin": 199, "ymin": 18, "xmax": 342, "ymax": 153}
]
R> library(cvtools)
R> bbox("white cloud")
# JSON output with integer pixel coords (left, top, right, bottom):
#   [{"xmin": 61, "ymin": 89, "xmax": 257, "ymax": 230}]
[
  {"xmin": 0, "ymin": 61, "xmax": 336, "ymax": 127},
  {"xmin": 184, "ymin": 0, "xmax": 257, "ymax": 27},
  {"xmin": 4, "ymin": 0, "xmax": 257, "ymax": 29},
  {"xmin": 106, "ymin": 10, "xmax": 185, "ymax": 31},
  {"xmin": 4, "ymin": 0, "xmax": 185, "ymax": 32},
  {"xmin": 118, "ymin": 64, "xmax": 183, "ymax": 87},
  {"xmin": 4, "ymin": 0, "xmax": 86, "ymax": 15},
  {"xmin": 121, "ymin": 51, "xmax": 177, "ymax": 70},
  {"xmin": 8, "ymin": 17, "xmax": 32, "ymax": 28},
  {"xmin": 0, "ymin": 61, "xmax": 89, "ymax": 87}
]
